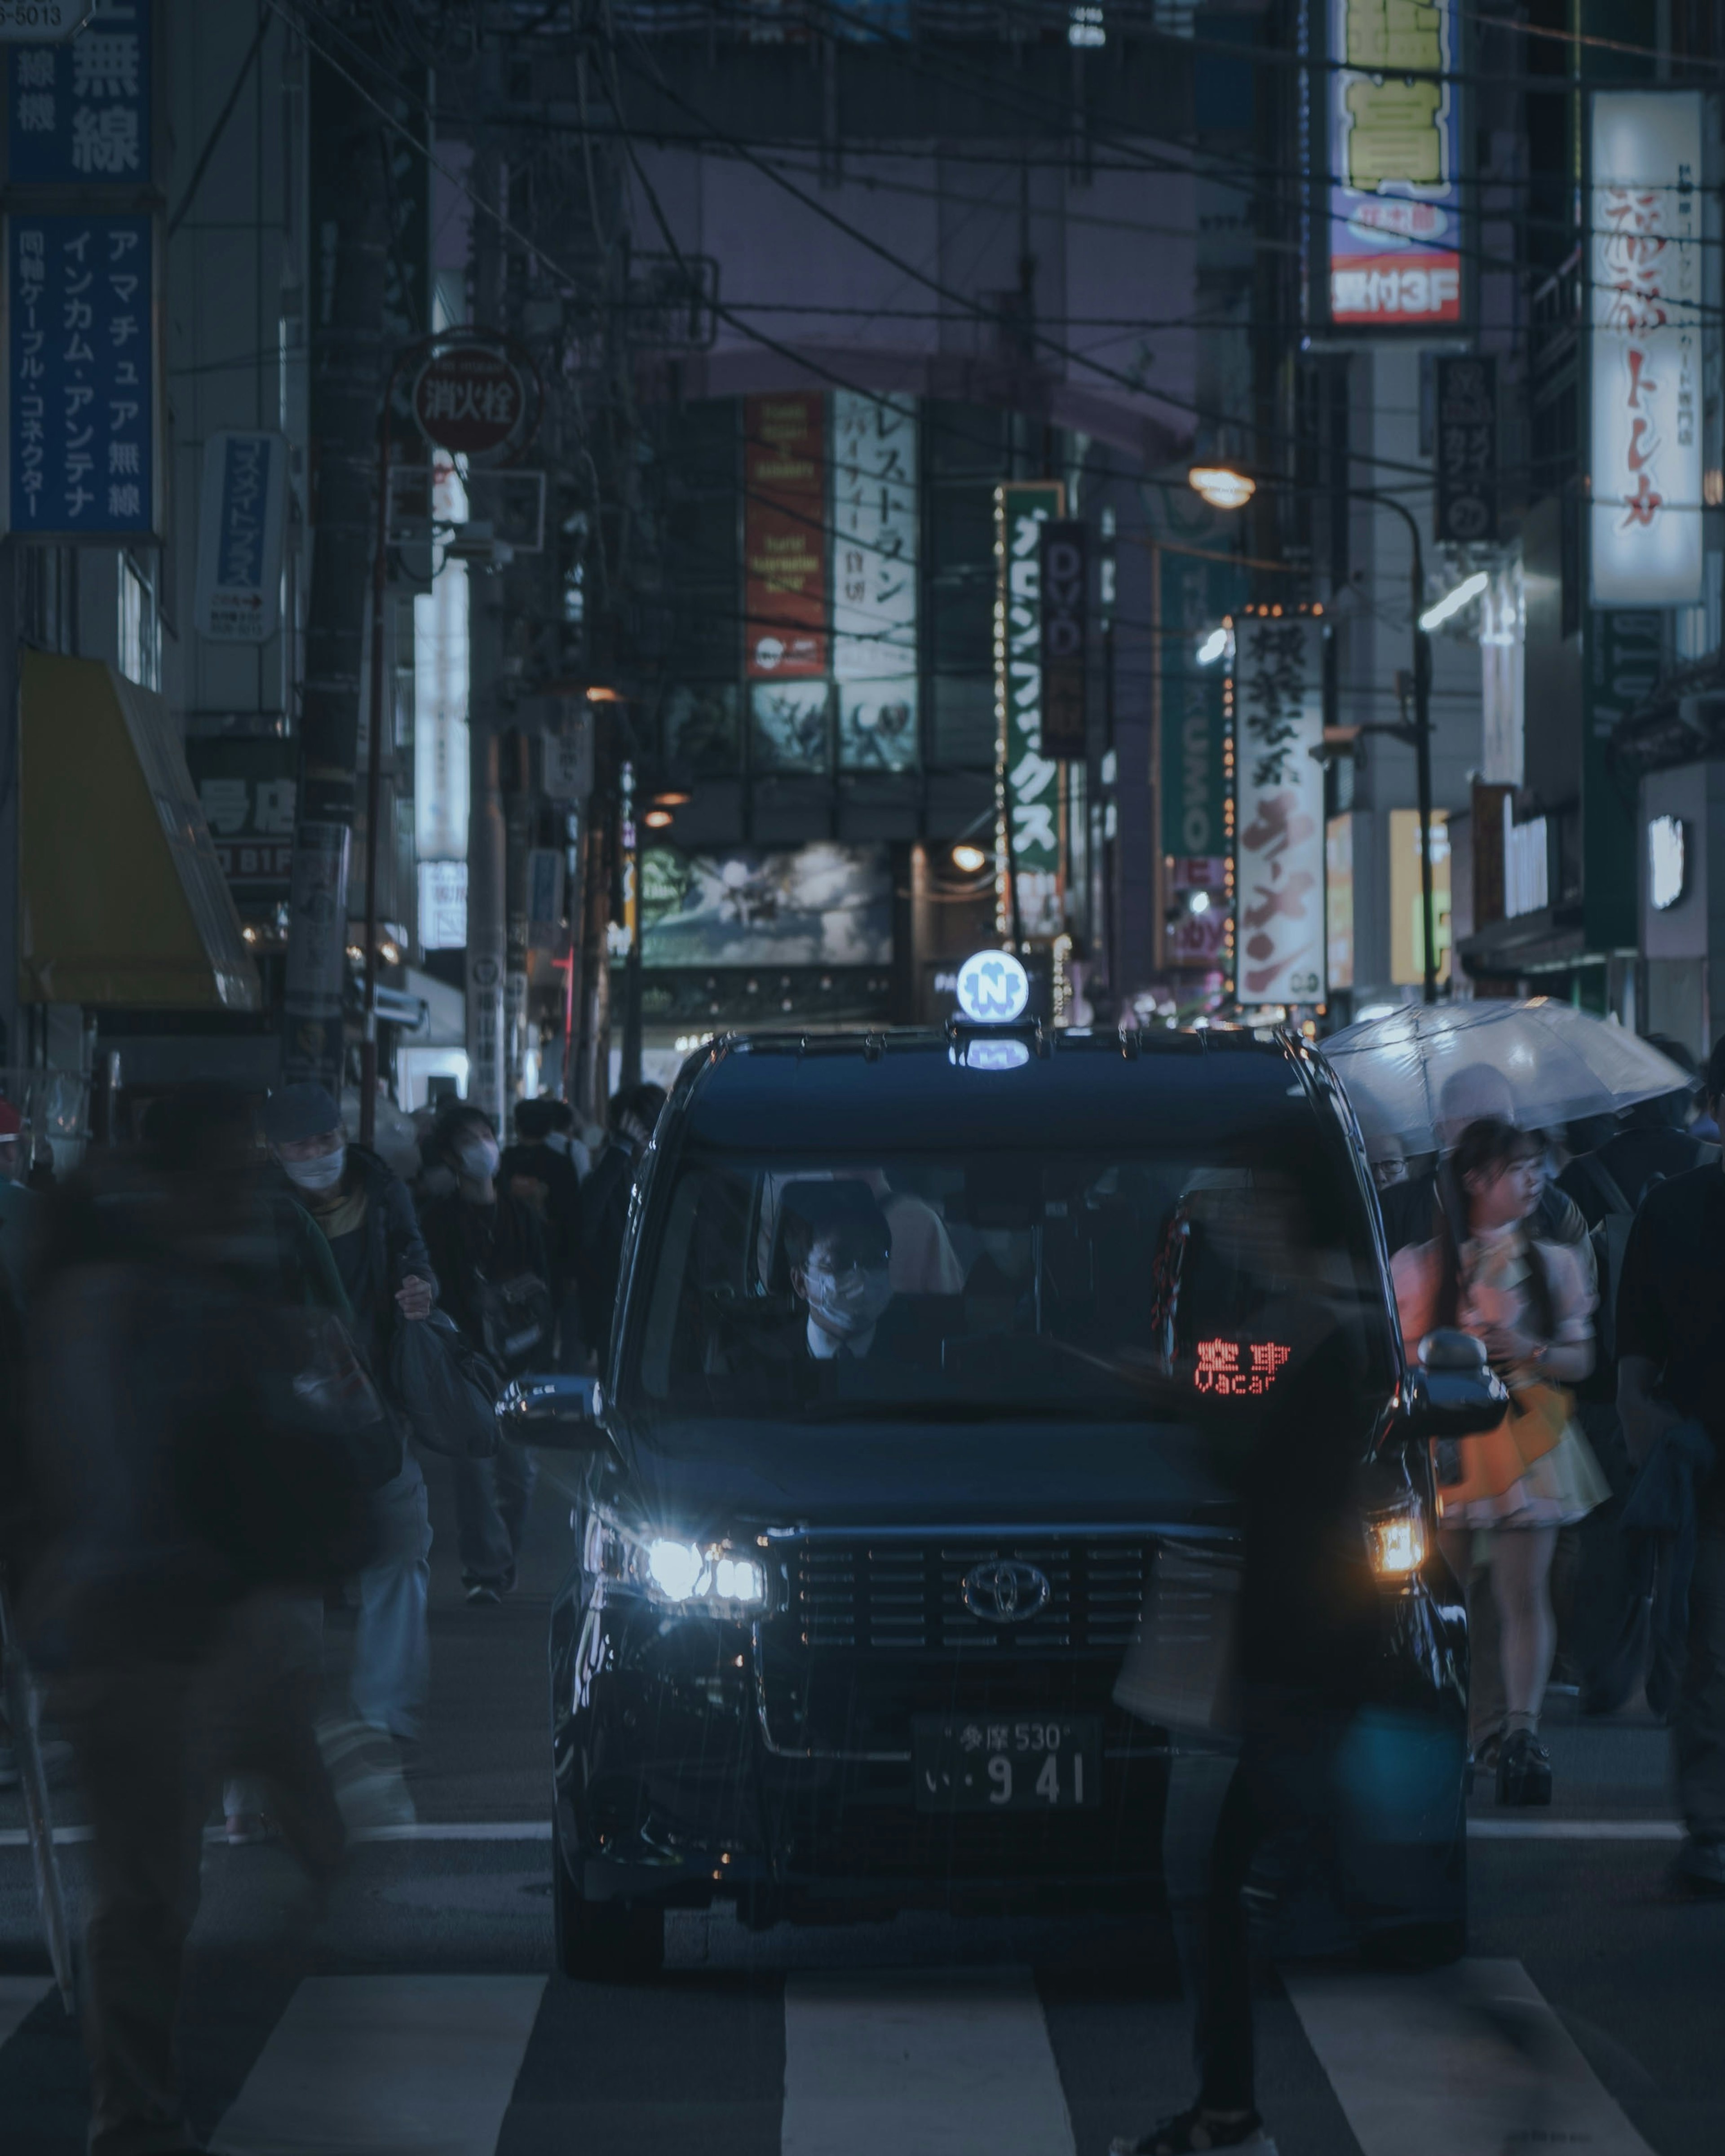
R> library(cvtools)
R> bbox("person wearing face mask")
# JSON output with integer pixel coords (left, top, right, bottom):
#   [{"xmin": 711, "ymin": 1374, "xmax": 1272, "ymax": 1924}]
[
  {"xmin": 780, "ymin": 1188, "xmax": 899, "ymax": 1361},
  {"xmin": 261, "ymin": 1084, "xmax": 438, "ymax": 1782},
  {"xmin": 420, "ymin": 1105, "xmax": 550, "ymax": 1603}
]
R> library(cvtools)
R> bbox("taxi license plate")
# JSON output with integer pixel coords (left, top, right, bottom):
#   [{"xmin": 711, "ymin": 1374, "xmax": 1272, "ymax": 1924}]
[{"xmin": 912, "ymin": 1714, "xmax": 1101, "ymax": 1813}]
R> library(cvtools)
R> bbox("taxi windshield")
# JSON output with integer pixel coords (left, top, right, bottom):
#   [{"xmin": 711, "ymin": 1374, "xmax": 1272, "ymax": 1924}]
[{"xmin": 629, "ymin": 1141, "xmax": 1394, "ymax": 1421}]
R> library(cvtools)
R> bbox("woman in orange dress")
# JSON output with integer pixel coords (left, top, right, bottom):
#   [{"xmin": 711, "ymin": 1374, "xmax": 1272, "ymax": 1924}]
[{"xmin": 1393, "ymin": 1116, "xmax": 1607, "ymax": 1803}]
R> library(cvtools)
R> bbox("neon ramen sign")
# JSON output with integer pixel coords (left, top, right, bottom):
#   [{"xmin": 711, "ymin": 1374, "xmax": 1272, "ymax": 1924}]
[{"xmin": 1194, "ymin": 1339, "xmax": 1292, "ymax": 1396}]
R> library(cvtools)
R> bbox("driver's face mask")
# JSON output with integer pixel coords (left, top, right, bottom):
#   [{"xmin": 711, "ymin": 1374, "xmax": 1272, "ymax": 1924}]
[{"xmin": 803, "ymin": 1250, "xmax": 893, "ymax": 1337}]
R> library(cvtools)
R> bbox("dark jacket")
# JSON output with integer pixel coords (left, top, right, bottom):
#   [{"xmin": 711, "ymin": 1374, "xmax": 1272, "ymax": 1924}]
[
  {"xmin": 420, "ymin": 1186, "xmax": 548, "ymax": 1356},
  {"xmin": 499, "ymin": 1138, "xmax": 583, "ymax": 1296},
  {"xmin": 576, "ymin": 1136, "xmax": 641, "ymax": 1355},
  {"xmin": 288, "ymin": 1144, "xmax": 435, "ymax": 1383}
]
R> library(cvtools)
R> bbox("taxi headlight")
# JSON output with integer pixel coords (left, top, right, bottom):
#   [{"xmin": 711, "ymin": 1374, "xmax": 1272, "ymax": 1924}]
[
  {"xmin": 586, "ymin": 1516, "xmax": 769, "ymax": 1612},
  {"xmin": 1363, "ymin": 1496, "xmax": 1427, "ymax": 1584}
]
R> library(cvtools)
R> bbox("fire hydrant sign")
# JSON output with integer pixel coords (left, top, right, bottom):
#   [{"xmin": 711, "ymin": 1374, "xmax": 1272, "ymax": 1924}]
[
  {"xmin": 195, "ymin": 430, "xmax": 285, "ymax": 643},
  {"xmin": 411, "ymin": 344, "xmax": 526, "ymax": 462},
  {"xmin": 1589, "ymin": 90, "xmax": 1705, "ymax": 609}
]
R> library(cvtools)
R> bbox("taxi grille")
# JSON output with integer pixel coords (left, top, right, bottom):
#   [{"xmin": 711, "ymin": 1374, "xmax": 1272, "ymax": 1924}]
[{"xmin": 790, "ymin": 1538, "xmax": 1151, "ymax": 1655}]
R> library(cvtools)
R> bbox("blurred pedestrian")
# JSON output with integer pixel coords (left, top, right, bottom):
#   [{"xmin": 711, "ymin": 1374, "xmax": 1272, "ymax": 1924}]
[
  {"xmin": 1393, "ymin": 1117, "xmax": 1606, "ymax": 1802},
  {"xmin": 263, "ymin": 1082, "xmax": 438, "ymax": 1754},
  {"xmin": 421, "ymin": 1104, "xmax": 551, "ymax": 1603},
  {"xmin": 1615, "ymin": 1032, "xmax": 1725, "ymax": 1897},
  {"xmin": 501, "ymin": 1098, "xmax": 586, "ymax": 1369},
  {"xmin": 576, "ymin": 1082, "xmax": 665, "ymax": 1364},
  {"xmin": 21, "ymin": 1082, "xmax": 393, "ymax": 2156},
  {"xmin": 1111, "ymin": 1170, "xmax": 1381, "ymax": 2156}
]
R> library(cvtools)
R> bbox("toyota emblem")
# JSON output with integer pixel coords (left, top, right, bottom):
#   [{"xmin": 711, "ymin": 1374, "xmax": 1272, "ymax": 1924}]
[{"xmin": 961, "ymin": 1559, "xmax": 1051, "ymax": 1625}]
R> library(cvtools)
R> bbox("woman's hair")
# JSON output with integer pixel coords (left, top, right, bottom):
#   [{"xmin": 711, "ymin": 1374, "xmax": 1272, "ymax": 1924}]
[
  {"xmin": 1434, "ymin": 1116, "xmax": 1554, "ymax": 1337},
  {"xmin": 1452, "ymin": 1116, "xmax": 1540, "ymax": 1197}
]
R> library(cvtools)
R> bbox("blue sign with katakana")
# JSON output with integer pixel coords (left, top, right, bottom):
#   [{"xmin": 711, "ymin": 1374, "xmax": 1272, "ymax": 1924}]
[
  {"xmin": 7, "ymin": 212, "xmax": 153, "ymax": 538},
  {"xmin": 7, "ymin": 0, "xmax": 151, "ymax": 186}
]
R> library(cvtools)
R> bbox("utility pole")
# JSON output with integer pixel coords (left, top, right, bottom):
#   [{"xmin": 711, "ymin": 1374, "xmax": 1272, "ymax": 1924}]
[{"xmin": 283, "ymin": 112, "xmax": 388, "ymax": 1093}]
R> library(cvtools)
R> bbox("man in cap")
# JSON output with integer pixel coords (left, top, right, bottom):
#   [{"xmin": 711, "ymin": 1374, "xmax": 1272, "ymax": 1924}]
[{"xmin": 262, "ymin": 1083, "xmax": 438, "ymax": 1753}]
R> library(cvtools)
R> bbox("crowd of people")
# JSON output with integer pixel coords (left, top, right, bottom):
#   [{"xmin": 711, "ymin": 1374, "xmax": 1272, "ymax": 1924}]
[{"xmin": 0, "ymin": 1074, "xmax": 665, "ymax": 2156}]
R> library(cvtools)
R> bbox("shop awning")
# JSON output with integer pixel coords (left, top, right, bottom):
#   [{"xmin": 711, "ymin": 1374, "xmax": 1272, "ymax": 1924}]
[{"xmin": 20, "ymin": 651, "xmax": 261, "ymax": 1012}]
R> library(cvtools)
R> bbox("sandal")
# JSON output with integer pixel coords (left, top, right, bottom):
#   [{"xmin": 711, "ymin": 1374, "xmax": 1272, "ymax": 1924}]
[{"xmin": 1110, "ymin": 2107, "xmax": 1278, "ymax": 2154}]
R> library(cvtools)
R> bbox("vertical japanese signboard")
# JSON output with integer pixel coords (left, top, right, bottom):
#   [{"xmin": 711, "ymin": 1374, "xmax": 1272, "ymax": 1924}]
[
  {"xmin": 194, "ymin": 431, "xmax": 285, "ymax": 642},
  {"xmin": 1589, "ymin": 91, "xmax": 1704, "ymax": 609},
  {"xmin": 1434, "ymin": 354, "xmax": 1497, "ymax": 543},
  {"xmin": 5, "ymin": 211, "xmax": 154, "ymax": 538},
  {"xmin": 832, "ymin": 390, "xmax": 917, "ymax": 770},
  {"xmin": 745, "ymin": 392, "xmax": 827, "ymax": 679},
  {"xmin": 1326, "ymin": 0, "xmax": 1464, "ymax": 326},
  {"xmin": 995, "ymin": 482, "xmax": 1064, "ymax": 942},
  {"xmin": 5, "ymin": 0, "xmax": 151, "ymax": 184},
  {"xmin": 1039, "ymin": 520, "xmax": 1088, "ymax": 760},
  {"xmin": 1231, "ymin": 613, "xmax": 1326, "ymax": 1007},
  {"xmin": 1160, "ymin": 555, "xmax": 1242, "ymax": 969}
]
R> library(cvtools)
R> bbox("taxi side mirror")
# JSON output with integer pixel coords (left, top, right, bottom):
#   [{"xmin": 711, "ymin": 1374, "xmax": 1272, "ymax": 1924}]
[
  {"xmin": 496, "ymin": 1374, "xmax": 607, "ymax": 1450},
  {"xmin": 1402, "ymin": 1329, "xmax": 1508, "ymax": 1441}
]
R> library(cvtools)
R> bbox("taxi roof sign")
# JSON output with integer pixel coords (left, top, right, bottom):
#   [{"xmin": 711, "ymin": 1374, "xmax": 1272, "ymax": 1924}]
[{"xmin": 955, "ymin": 949, "xmax": 1030, "ymax": 1025}]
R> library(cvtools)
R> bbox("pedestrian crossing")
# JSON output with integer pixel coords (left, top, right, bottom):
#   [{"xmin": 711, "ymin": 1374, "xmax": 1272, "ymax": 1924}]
[{"xmin": 0, "ymin": 1953, "xmax": 1665, "ymax": 2156}]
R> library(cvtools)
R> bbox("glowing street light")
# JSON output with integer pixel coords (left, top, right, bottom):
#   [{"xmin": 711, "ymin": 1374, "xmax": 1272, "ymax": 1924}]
[
  {"xmin": 1195, "ymin": 627, "xmax": 1230, "ymax": 667},
  {"xmin": 1418, "ymin": 570, "xmax": 1489, "ymax": 634},
  {"xmin": 951, "ymin": 843, "xmax": 989, "ymax": 874},
  {"xmin": 1188, "ymin": 466, "xmax": 1256, "ymax": 512}
]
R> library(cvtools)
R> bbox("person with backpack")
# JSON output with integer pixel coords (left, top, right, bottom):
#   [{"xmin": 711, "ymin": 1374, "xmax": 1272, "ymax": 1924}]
[
  {"xmin": 420, "ymin": 1103, "xmax": 551, "ymax": 1604},
  {"xmin": 1392, "ymin": 1116, "xmax": 1607, "ymax": 1803}
]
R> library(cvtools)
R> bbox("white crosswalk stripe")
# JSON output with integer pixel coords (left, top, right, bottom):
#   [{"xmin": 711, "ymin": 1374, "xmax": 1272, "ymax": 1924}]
[
  {"xmin": 782, "ymin": 1967, "xmax": 1077, "ymax": 2156},
  {"xmin": 208, "ymin": 1973, "xmax": 544, "ymax": 2156},
  {"xmin": 1284, "ymin": 1958, "xmax": 1656, "ymax": 2156}
]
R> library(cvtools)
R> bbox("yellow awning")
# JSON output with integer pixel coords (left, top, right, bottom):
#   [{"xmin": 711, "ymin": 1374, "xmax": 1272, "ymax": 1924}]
[{"xmin": 20, "ymin": 651, "xmax": 261, "ymax": 1012}]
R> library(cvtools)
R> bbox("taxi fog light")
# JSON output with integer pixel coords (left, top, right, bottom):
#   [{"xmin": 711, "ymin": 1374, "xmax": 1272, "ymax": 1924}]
[{"xmin": 1364, "ymin": 1500, "xmax": 1427, "ymax": 1582}]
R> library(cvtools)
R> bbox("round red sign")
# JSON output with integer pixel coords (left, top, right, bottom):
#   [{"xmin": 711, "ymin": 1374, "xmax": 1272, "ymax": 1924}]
[{"xmin": 411, "ymin": 344, "xmax": 527, "ymax": 460}]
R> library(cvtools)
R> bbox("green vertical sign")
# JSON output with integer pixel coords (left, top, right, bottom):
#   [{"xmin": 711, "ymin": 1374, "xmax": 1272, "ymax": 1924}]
[
  {"xmin": 1159, "ymin": 552, "xmax": 1247, "ymax": 860},
  {"xmin": 1583, "ymin": 609, "xmax": 1657, "ymax": 953},
  {"xmin": 995, "ymin": 481, "xmax": 1064, "ymax": 939}
]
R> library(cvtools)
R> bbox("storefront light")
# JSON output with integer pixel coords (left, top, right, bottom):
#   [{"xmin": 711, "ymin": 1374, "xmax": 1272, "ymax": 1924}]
[{"xmin": 1188, "ymin": 466, "xmax": 1256, "ymax": 512}]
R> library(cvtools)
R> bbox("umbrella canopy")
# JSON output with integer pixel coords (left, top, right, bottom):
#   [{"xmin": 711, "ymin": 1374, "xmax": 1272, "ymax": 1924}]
[{"xmin": 1320, "ymin": 999, "xmax": 1692, "ymax": 1160}]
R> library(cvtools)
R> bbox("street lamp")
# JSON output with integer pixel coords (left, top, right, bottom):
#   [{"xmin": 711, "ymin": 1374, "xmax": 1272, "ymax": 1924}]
[
  {"xmin": 1186, "ymin": 464, "xmax": 1440, "ymax": 1007},
  {"xmin": 1188, "ymin": 466, "xmax": 1257, "ymax": 512}
]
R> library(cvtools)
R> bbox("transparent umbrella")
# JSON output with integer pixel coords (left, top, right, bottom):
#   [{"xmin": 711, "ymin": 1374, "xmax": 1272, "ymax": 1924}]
[{"xmin": 1320, "ymin": 999, "xmax": 1691, "ymax": 1160}]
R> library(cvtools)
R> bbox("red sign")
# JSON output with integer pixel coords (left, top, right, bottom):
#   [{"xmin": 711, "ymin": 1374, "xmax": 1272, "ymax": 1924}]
[
  {"xmin": 412, "ymin": 345, "xmax": 526, "ymax": 459},
  {"xmin": 744, "ymin": 392, "xmax": 827, "ymax": 678}
]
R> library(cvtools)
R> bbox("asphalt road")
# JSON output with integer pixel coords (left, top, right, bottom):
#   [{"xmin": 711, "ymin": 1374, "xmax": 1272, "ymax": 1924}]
[{"xmin": 3, "ymin": 1454, "xmax": 1721, "ymax": 2156}]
